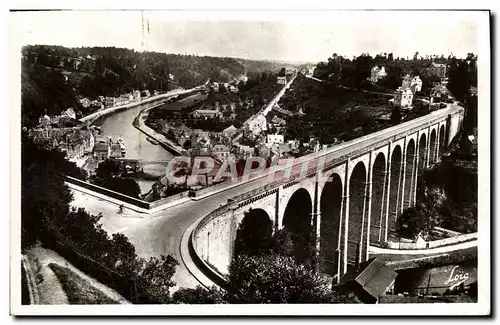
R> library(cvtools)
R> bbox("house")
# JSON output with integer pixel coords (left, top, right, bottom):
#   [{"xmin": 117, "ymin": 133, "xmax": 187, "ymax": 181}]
[
  {"xmin": 191, "ymin": 109, "xmax": 222, "ymax": 119},
  {"xmin": 246, "ymin": 115, "xmax": 267, "ymax": 135},
  {"xmin": 168, "ymin": 73, "xmax": 175, "ymax": 81},
  {"xmin": 114, "ymin": 94, "xmax": 131, "ymax": 106},
  {"xmin": 256, "ymin": 144, "xmax": 272, "ymax": 160},
  {"xmin": 394, "ymin": 87, "xmax": 414, "ymax": 108},
  {"xmin": 79, "ymin": 98, "xmax": 91, "ymax": 108},
  {"xmin": 141, "ymin": 89, "xmax": 151, "ymax": 98},
  {"xmin": 110, "ymin": 143, "xmax": 124, "ymax": 158},
  {"xmin": 104, "ymin": 97, "xmax": 116, "ymax": 107},
  {"xmin": 228, "ymin": 85, "xmax": 238, "ymax": 93},
  {"xmin": 38, "ymin": 115, "xmax": 51, "ymax": 128},
  {"xmin": 211, "ymin": 144, "xmax": 234, "ymax": 162},
  {"xmin": 273, "ymin": 105, "xmax": 294, "ymax": 117},
  {"xmin": 299, "ymin": 66, "xmax": 310, "ymax": 75},
  {"xmin": 93, "ymin": 142, "xmax": 111, "ymax": 161},
  {"xmin": 29, "ymin": 127, "xmax": 94, "ymax": 159},
  {"xmin": 133, "ymin": 90, "xmax": 142, "ymax": 100},
  {"xmin": 267, "ymin": 134, "xmax": 284, "ymax": 145},
  {"xmin": 295, "ymin": 107, "xmax": 306, "ymax": 116},
  {"xmin": 270, "ymin": 115, "xmax": 286, "ymax": 127},
  {"xmin": 401, "ymin": 74, "xmax": 412, "ymax": 89},
  {"xmin": 334, "ymin": 257, "xmax": 398, "ymax": 304},
  {"xmin": 430, "ymin": 84, "xmax": 451, "ymax": 103},
  {"xmin": 222, "ymin": 125, "xmax": 238, "ymax": 138},
  {"xmin": 401, "ymin": 74, "xmax": 423, "ymax": 94},
  {"xmin": 235, "ymin": 144, "xmax": 255, "ymax": 158},
  {"xmin": 277, "ymin": 76, "xmax": 287, "ymax": 85},
  {"xmin": 278, "ymin": 143, "xmax": 292, "ymax": 156},
  {"xmin": 287, "ymin": 139, "xmax": 300, "ymax": 150},
  {"xmin": 370, "ymin": 66, "xmax": 387, "ymax": 83},
  {"xmin": 411, "ymin": 76, "xmax": 423, "ymax": 93},
  {"xmin": 63, "ymin": 108, "xmax": 76, "ymax": 120},
  {"xmin": 428, "ymin": 62, "xmax": 447, "ymax": 79}
]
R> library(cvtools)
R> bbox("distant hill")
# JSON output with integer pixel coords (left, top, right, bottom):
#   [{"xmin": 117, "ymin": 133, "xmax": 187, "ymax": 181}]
[{"xmin": 239, "ymin": 59, "xmax": 303, "ymax": 76}]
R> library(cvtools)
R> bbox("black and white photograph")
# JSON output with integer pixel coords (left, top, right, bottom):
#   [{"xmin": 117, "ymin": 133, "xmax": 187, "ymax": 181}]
[{"xmin": 9, "ymin": 8, "xmax": 490, "ymax": 316}]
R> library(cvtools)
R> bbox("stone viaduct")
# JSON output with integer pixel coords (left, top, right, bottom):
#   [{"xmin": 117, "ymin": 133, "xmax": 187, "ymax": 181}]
[{"xmin": 191, "ymin": 105, "xmax": 465, "ymax": 281}]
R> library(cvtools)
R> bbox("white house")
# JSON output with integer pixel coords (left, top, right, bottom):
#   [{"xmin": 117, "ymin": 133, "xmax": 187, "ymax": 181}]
[
  {"xmin": 370, "ymin": 66, "xmax": 388, "ymax": 83},
  {"xmin": 394, "ymin": 87, "xmax": 414, "ymax": 108},
  {"xmin": 277, "ymin": 76, "xmax": 287, "ymax": 85},
  {"xmin": 191, "ymin": 109, "xmax": 222, "ymax": 119},
  {"xmin": 247, "ymin": 115, "xmax": 268, "ymax": 135},
  {"xmin": 411, "ymin": 76, "xmax": 423, "ymax": 93},
  {"xmin": 267, "ymin": 134, "xmax": 284, "ymax": 145}
]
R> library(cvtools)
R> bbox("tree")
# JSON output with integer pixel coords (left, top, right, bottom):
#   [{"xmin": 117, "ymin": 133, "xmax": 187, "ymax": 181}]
[
  {"xmin": 390, "ymin": 107, "xmax": 402, "ymax": 125},
  {"xmin": 135, "ymin": 255, "xmax": 179, "ymax": 303},
  {"xmin": 91, "ymin": 159, "xmax": 141, "ymax": 198},
  {"xmin": 397, "ymin": 205, "xmax": 435, "ymax": 239},
  {"xmin": 226, "ymin": 254, "xmax": 337, "ymax": 303},
  {"xmin": 172, "ymin": 286, "xmax": 226, "ymax": 304}
]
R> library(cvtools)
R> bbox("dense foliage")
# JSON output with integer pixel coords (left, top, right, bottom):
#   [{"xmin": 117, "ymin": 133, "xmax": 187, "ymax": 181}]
[
  {"xmin": 226, "ymin": 254, "xmax": 336, "ymax": 304},
  {"xmin": 398, "ymin": 133, "xmax": 478, "ymax": 238},
  {"xmin": 279, "ymin": 74, "xmax": 388, "ymax": 144},
  {"xmin": 90, "ymin": 159, "xmax": 142, "ymax": 198}
]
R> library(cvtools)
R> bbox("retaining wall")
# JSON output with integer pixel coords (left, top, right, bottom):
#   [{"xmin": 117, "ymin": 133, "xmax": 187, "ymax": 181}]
[{"xmin": 383, "ymin": 233, "xmax": 477, "ymax": 250}]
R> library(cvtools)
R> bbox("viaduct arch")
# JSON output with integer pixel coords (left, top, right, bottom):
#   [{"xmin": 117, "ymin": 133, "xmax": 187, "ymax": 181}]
[{"xmin": 191, "ymin": 106, "xmax": 464, "ymax": 281}]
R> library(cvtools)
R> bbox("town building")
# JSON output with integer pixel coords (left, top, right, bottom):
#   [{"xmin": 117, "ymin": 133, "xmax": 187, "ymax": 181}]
[
  {"xmin": 430, "ymin": 84, "xmax": 451, "ymax": 103},
  {"xmin": 410, "ymin": 76, "xmax": 423, "ymax": 93},
  {"xmin": 222, "ymin": 125, "xmax": 238, "ymax": 139},
  {"xmin": 210, "ymin": 144, "xmax": 235, "ymax": 162},
  {"xmin": 30, "ymin": 127, "xmax": 95, "ymax": 159},
  {"xmin": 246, "ymin": 114, "xmax": 268, "ymax": 135},
  {"xmin": 93, "ymin": 141, "xmax": 111, "ymax": 161},
  {"xmin": 394, "ymin": 87, "xmax": 414, "ymax": 108},
  {"xmin": 133, "ymin": 90, "xmax": 142, "ymax": 100},
  {"xmin": 273, "ymin": 105, "xmax": 294, "ymax": 117},
  {"xmin": 370, "ymin": 66, "xmax": 388, "ymax": 83},
  {"xmin": 401, "ymin": 74, "xmax": 412, "ymax": 89},
  {"xmin": 401, "ymin": 74, "xmax": 423, "ymax": 94},
  {"xmin": 63, "ymin": 108, "xmax": 76, "ymax": 120},
  {"xmin": 277, "ymin": 76, "xmax": 287, "ymax": 85},
  {"xmin": 267, "ymin": 134, "xmax": 284, "ymax": 145},
  {"xmin": 191, "ymin": 109, "xmax": 222, "ymax": 120},
  {"xmin": 104, "ymin": 97, "xmax": 116, "ymax": 107},
  {"xmin": 428, "ymin": 62, "xmax": 447, "ymax": 79},
  {"xmin": 235, "ymin": 144, "xmax": 255, "ymax": 158},
  {"xmin": 79, "ymin": 98, "xmax": 91, "ymax": 108}
]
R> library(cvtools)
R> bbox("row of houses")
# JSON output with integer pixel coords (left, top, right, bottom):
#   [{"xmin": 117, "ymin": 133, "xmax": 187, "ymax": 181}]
[
  {"xmin": 28, "ymin": 126, "xmax": 95, "ymax": 160},
  {"xmin": 79, "ymin": 89, "xmax": 151, "ymax": 109},
  {"xmin": 372, "ymin": 61, "xmax": 448, "ymax": 85},
  {"xmin": 210, "ymin": 81, "xmax": 238, "ymax": 93}
]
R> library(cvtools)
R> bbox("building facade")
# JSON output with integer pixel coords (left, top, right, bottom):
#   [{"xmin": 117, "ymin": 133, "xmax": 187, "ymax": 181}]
[
  {"xmin": 370, "ymin": 66, "xmax": 388, "ymax": 83},
  {"xmin": 394, "ymin": 87, "xmax": 414, "ymax": 108}
]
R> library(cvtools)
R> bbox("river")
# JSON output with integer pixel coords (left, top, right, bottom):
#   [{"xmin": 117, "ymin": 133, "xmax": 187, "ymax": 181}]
[{"xmin": 93, "ymin": 102, "xmax": 174, "ymax": 194}]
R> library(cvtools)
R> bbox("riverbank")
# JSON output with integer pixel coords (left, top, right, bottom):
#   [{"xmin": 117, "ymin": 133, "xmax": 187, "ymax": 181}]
[
  {"xmin": 79, "ymin": 88, "xmax": 193, "ymax": 125},
  {"xmin": 132, "ymin": 104, "xmax": 186, "ymax": 156}
]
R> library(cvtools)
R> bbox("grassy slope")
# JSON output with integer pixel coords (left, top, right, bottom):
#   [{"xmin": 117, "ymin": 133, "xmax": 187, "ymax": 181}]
[{"xmin": 49, "ymin": 263, "xmax": 119, "ymax": 305}]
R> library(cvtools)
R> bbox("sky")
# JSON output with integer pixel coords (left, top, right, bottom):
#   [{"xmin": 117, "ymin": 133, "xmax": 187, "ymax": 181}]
[{"xmin": 10, "ymin": 10, "xmax": 481, "ymax": 63}]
